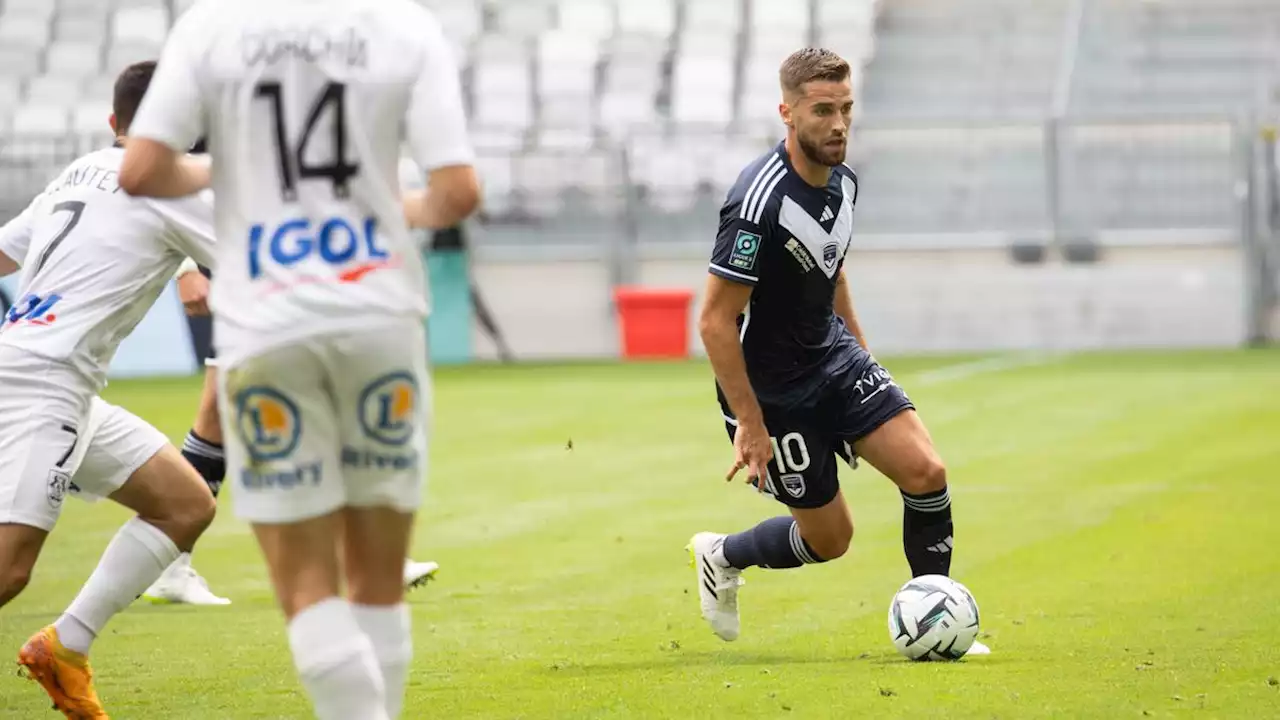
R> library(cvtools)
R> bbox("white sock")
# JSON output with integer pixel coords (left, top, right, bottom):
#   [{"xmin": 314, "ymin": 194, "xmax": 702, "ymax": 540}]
[
  {"xmin": 52, "ymin": 614, "xmax": 95, "ymax": 656},
  {"xmin": 353, "ymin": 604, "xmax": 412, "ymax": 718},
  {"xmin": 58, "ymin": 517, "xmax": 179, "ymax": 654},
  {"xmin": 289, "ymin": 598, "xmax": 390, "ymax": 720}
]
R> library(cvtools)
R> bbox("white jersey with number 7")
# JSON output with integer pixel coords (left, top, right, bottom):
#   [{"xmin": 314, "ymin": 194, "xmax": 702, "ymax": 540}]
[
  {"xmin": 127, "ymin": 0, "xmax": 474, "ymax": 367},
  {"xmin": 0, "ymin": 148, "xmax": 216, "ymax": 389}
]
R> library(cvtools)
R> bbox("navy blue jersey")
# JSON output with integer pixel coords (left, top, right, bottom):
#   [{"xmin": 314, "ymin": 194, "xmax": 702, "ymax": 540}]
[{"xmin": 709, "ymin": 142, "xmax": 861, "ymax": 406}]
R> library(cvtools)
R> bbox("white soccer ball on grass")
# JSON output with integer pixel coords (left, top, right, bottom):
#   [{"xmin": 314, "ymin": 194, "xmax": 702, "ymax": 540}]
[{"xmin": 887, "ymin": 574, "xmax": 981, "ymax": 661}]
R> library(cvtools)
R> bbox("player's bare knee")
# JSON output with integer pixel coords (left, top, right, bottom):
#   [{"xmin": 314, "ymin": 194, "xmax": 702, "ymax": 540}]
[
  {"xmin": 178, "ymin": 489, "xmax": 217, "ymax": 536},
  {"xmin": 812, "ymin": 533, "xmax": 852, "ymax": 561},
  {"xmin": 0, "ymin": 562, "xmax": 34, "ymax": 605},
  {"xmin": 151, "ymin": 486, "xmax": 216, "ymax": 550},
  {"xmin": 804, "ymin": 521, "xmax": 854, "ymax": 561},
  {"xmin": 899, "ymin": 457, "xmax": 947, "ymax": 496}
]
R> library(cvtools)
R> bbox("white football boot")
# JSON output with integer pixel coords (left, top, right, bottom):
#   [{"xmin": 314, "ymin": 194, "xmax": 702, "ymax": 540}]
[
  {"xmin": 403, "ymin": 559, "xmax": 440, "ymax": 590},
  {"xmin": 967, "ymin": 640, "xmax": 991, "ymax": 656},
  {"xmin": 141, "ymin": 554, "xmax": 231, "ymax": 605},
  {"xmin": 687, "ymin": 532, "xmax": 744, "ymax": 642}
]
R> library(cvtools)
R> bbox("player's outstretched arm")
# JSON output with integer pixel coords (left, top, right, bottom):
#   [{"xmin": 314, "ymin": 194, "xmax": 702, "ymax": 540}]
[
  {"xmin": 402, "ymin": 166, "xmax": 480, "ymax": 230},
  {"xmin": 834, "ymin": 268, "xmax": 870, "ymax": 353},
  {"xmin": 699, "ymin": 274, "xmax": 773, "ymax": 488},
  {"xmin": 0, "ymin": 251, "xmax": 17, "ymax": 278},
  {"xmin": 119, "ymin": 142, "xmax": 211, "ymax": 199}
]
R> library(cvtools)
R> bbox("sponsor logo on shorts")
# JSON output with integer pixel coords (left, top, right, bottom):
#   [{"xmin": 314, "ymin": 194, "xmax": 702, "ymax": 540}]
[
  {"xmin": 854, "ymin": 365, "xmax": 898, "ymax": 406},
  {"xmin": 341, "ymin": 447, "xmax": 419, "ymax": 471},
  {"xmin": 46, "ymin": 469, "xmax": 69, "ymax": 509},
  {"xmin": 240, "ymin": 461, "xmax": 322, "ymax": 490},
  {"xmin": 358, "ymin": 373, "xmax": 418, "ymax": 446},
  {"xmin": 235, "ymin": 387, "xmax": 301, "ymax": 462},
  {"xmin": 780, "ymin": 473, "xmax": 806, "ymax": 499}
]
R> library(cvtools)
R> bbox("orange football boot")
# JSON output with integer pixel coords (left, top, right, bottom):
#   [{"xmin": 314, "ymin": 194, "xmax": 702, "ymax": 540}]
[{"xmin": 17, "ymin": 626, "xmax": 109, "ymax": 719}]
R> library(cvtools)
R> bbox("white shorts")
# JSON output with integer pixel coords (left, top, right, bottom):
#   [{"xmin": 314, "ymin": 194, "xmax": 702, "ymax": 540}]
[
  {"xmin": 0, "ymin": 348, "xmax": 169, "ymax": 531},
  {"xmin": 218, "ymin": 320, "xmax": 430, "ymax": 524}
]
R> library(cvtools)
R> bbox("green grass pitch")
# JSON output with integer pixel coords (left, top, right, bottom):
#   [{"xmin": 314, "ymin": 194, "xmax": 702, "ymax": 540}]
[{"xmin": 1, "ymin": 350, "xmax": 1278, "ymax": 718}]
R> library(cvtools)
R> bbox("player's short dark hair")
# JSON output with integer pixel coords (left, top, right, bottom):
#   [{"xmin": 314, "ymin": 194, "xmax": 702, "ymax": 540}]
[
  {"xmin": 113, "ymin": 60, "xmax": 156, "ymax": 135},
  {"xmin": 779, "ymin": 48, "xmax": 851, "ymax": 96}
]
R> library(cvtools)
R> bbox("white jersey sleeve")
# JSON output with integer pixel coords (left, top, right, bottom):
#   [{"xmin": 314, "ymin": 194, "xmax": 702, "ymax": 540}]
[
  {"xmin": 0, "ymin": 200, "xmax": 38, "ymax": 268},
  {"xmin": 147, "ymin": 189, "xmax": 217, "ymax": 270},
  {"xmin": 126, "ymin": 3, "xmax": 210, "ymax": 151},
  {"xmin": 405, "ymin": 10, "xmax": 474, "ymax": 172}
]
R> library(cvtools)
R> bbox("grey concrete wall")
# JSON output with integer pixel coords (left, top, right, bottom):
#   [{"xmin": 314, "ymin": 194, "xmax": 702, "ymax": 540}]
[{"xmin": 468, "ymin": 242, "xmax": 1246, "ymax": 361}]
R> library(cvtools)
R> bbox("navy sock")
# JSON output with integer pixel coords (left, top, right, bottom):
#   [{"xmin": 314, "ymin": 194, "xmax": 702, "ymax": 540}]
[
  {"xmin": 182, "ymin": 430, "xmax": 225, "ymax": 498},
  {"xmin": 722, "ymin": 516, "xmax": 825, "ymax": 570},
  {"xmin": 902, "ymin": 487, "xmax": 953, "ymax": 577}
]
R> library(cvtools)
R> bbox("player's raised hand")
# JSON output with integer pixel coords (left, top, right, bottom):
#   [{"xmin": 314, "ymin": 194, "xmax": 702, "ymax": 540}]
[
  {"xmin": 727, "ymin": 419, "xmax": 774, "ymax": 493},
  {"xmin": 177, "ymin": 271, "xmax": 210, "ymax": 316}
]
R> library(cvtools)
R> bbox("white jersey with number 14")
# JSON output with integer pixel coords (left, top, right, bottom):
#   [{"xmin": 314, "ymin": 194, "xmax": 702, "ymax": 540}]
[{"xmin": 127, "ymin": 0, "xmax": 474, "ymax": 367}]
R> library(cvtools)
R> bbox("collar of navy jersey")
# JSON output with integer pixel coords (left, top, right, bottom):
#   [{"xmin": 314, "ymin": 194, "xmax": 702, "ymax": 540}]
[
  {"xmin": 773, "ymin": 140, "xmax": 842, "ymax": 190},
  {"xmin": 772, "ymin": 140, "xmax": 843, "ymax": 220}
]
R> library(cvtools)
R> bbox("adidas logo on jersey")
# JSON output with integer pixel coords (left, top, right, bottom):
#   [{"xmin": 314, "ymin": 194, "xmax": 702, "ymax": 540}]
[{"xmin": 819, "ymin": 206, "xmax": 835, "ymax": 222}]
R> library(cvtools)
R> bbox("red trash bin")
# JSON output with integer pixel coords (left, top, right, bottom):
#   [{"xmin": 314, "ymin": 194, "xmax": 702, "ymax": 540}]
[{"xmin": 613, "ymin": 286, "xmax": 694, "ymax": 359}]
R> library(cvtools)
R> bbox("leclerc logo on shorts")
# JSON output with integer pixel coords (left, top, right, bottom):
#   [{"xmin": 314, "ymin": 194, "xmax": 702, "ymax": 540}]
[
  {"xmin": 358, "ymin": 372, "xmax": 418, "ymax": 446},
  {"xmin": 236, "ymin": 387, "xmax": 301, "ymax": 461}
]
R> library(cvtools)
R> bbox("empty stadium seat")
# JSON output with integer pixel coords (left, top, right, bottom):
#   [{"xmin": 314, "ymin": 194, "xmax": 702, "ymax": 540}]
[
  {"xmin": 617, "ymin": 0, "xmax": 675, "ymax": 36},
  {"xmin": 472, "ymin": 37, "xmax": 535, "ymax": 130},
  {"xmin": 684, "ymin": 0, "xmax": 742, "ymax": 33},
  {"xmin": 54, "ymin": 12, "xmax": 108, "ymax": 43},
  {"xmin": 45, "ymin": 40, "xmax": 103, "ymax": 77},
  {"xmin": 11, "ymin": 104, "xmax": 70, "ymax": 136},
  {"xmin": 111, "ymin": 6, "xmax": 167, "ymax": 46},
  {"xmin": 0, "ymin": 13, "xmax": 52, "ymax": 51},
  {"xmin": 70, "ymin": 101, "xmax": 111, "ymax": 135},
  {"xmin": 3, "ymin": 0, "xmax": 56, "ymax": 22},
  {"xmin": 493, "ymin": 1, "xmax": 556, "ymax": 39},
  {"xmin": 557, "ymin": 0, "xmax": 616, "ymax": 39},
  {"xmin": 26, "ymin": 75, "xmax": 81, "ymax": 104}
]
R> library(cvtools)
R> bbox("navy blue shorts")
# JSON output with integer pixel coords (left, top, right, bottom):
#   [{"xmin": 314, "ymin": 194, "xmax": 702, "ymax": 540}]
[{"xmin": 720, "ymin": 353, "xmax": 914, "ymax": 509}]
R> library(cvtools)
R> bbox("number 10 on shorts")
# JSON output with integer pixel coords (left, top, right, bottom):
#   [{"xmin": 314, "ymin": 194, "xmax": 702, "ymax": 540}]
[{"xmin": 762, "ymin": 432, "xmax": 810, "ymax": 497}]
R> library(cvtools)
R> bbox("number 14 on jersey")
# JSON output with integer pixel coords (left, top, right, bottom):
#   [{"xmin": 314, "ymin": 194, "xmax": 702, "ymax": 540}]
[{"xmin": 248, "ymin": 80, "xmax": 386, "ymax": 279}]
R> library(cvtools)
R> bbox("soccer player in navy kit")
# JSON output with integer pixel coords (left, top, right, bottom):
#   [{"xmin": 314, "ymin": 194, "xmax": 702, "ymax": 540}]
[{"xmin": 688, "ymin": 48, "xmax": 988, "ymax": 655}]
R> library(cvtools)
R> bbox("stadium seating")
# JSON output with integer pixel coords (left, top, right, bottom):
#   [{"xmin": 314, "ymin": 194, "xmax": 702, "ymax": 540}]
[
  {"xmin": 0, "ymin": 0, "xmax": 1268, "ymax": 239},
  {"xmin": 1072, "ymin": 0, "xmax": 1280, "ymax": 116}
]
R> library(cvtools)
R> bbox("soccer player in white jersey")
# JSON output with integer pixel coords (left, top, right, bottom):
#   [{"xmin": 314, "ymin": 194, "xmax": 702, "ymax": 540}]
[
  {"xmin": 119, "ymin": 2, "xmax": 479, "ymax": 718},
  {"xmin": 142, "ymin": 159, "xmax": 443, "ymax": 605},
  {"xmin": 0, "ymin": 61, "xmax": 221, "ymax": 718}
]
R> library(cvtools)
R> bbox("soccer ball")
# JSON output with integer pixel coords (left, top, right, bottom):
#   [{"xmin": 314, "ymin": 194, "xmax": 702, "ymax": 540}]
[{"xmin": 887, "ymin": 574, "xmax": 980, "ymax": 661}]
